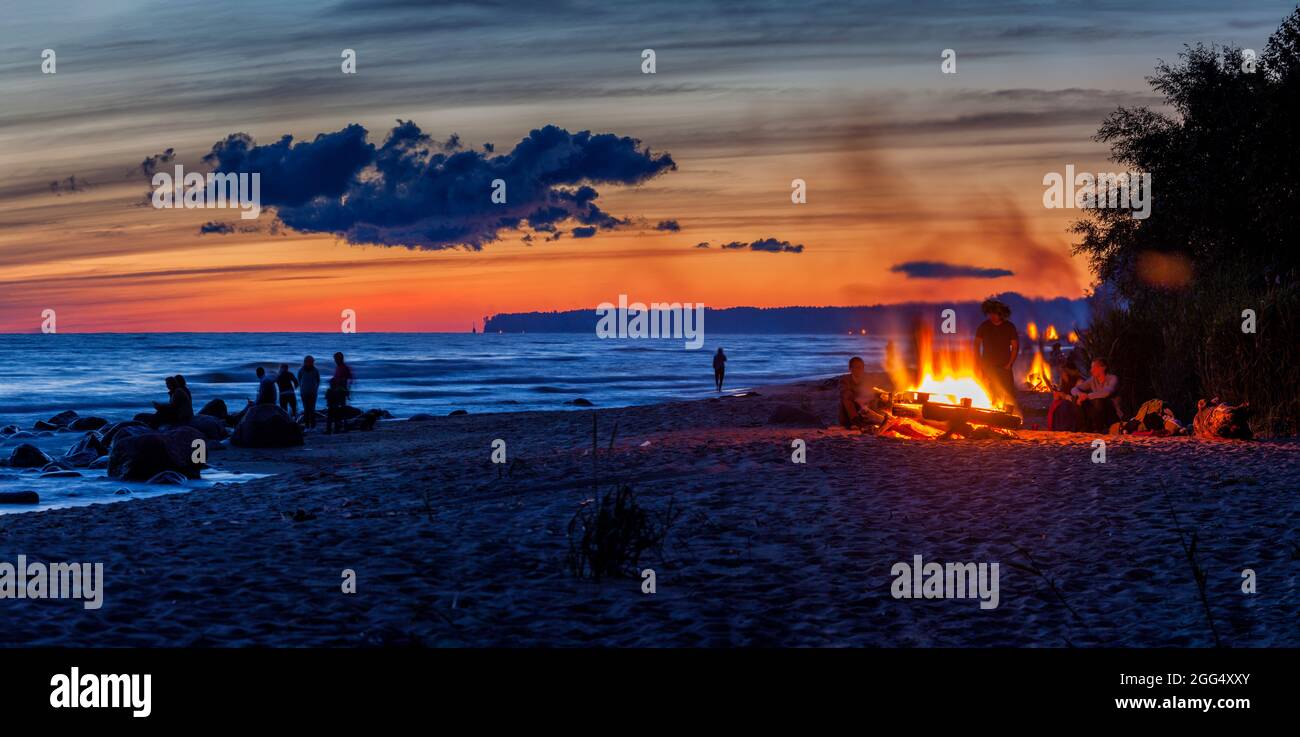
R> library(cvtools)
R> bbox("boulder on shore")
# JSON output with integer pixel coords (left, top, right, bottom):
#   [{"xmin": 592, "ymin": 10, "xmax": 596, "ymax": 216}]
[
  {"xmin": 41, "ymin": 410, "xmax": 79, "ymax": 428},
  {"xmin": 68, "ymin": 416, "xmax": 108, "ymax": 432},
  {"xmin": 102, "ymin": 420, "xmax": 153, "ymax": 448},
  {"xmin": 344, "ymin": 409, "xmax": 384, "ymax": 431},
  {"xmin": 63, "ymin": 432, "xmax": 109, "ymax": 467},
  {"xmin": 164, "ymin": 414, "xmax": 227, "ymax": 441},
  {"xmin": 0, "ymin": 491, "xmax": 39, "ymax": 504},
  {"xmin": 107, "ymin": 432, "xmax": 203, "ymax": 481},
  {"xmin": 7, "ymin": 443, "xmax": 53, "ymax": 468},
  {"xmin": 198, "ymin": 398, "xmax": 229, "ymax": 419},
  {"xmin": 231, "ymin": 404, "xmax": 304, "ymax": 448}
]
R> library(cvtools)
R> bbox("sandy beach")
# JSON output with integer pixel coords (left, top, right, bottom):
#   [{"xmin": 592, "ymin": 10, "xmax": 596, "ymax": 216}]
[{"xmin": 2, "ymin": 378, "xmax": 1296, "ymax": 647}]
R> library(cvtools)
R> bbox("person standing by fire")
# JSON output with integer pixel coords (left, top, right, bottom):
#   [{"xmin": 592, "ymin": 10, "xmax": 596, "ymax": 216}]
[{"xmin": 973, "ymin": 299, "xmax": 1019, "ymax": 413}]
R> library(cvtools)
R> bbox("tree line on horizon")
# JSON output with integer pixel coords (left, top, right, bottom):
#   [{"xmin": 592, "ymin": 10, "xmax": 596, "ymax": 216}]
[{"xmin": 482, "ymin": 292, "xmax": 1088, "ymax": 336}]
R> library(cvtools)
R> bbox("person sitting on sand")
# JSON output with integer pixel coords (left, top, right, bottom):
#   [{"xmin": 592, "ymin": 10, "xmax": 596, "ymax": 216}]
[
  {"xmin": 325, "ymin": 352, "xmax": 354, "ymax": 434},
  {"xmin": 1071, "ymin": 358, "xmax": 1120, "ymax": 433},
  {"xmin": 275, "ymin": 363, "xmax": 299, "ymax": 417},
  {"xmin": 974, "ymin": 299, "xmax": 1019, "ymax": 413},
  {"xmin": 255, "ymin": 366, "xmax": 278, "ymax": 405},
  {"xmin": 838, "ymin": 356, "xmax": 890, "ymax": 429},
  {"xmin": 713, "ymin": 348, "xmax": 727, "ymax": 392},
  {"xmin": 1047, "ymin": 363, "xmax": 1081, "ymax": 431},
  {"xmin": 298, "ymin": 356, "xmax": 321, "ymax": 429},
  {"xmin": 172, "ymin": 374, "xmax": 194, "ymax": 422}
]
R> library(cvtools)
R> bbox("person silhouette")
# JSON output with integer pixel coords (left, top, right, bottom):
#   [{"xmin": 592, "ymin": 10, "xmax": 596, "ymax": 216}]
[
  {"xmin": 713, "ymin": 348, "xmax": 727, "ymax": 391},
  {"xmin": 255, "ymin": 366, "xmax": 278, "ymax": 405},
  {"xmin": 276, "ymin": 363, "xmax": 299, "ymax": 417},
  {"xmin": 147, "ymin": 375, "xmax": 179, "ymax": 428},
  {"xmin": 172, "ymin": 375, "xmax": 194, "ymax": 421},
  {"xmin": 298, "ymin": 356, "xmax": 321, "ymax": 429},
  {"xmin": 325, "ymin": 352, "xmax": 354, "ymax": 434}
]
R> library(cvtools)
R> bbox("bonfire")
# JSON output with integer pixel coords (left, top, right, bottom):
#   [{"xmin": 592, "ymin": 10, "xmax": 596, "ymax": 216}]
[{"xmin": 880, "ymin": 324, "xmax": 1020, "ymax": 440}]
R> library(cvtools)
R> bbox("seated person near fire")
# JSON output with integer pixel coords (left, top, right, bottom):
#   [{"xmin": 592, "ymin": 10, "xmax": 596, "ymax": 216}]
[
  {"xmin": 1047, "ymin": 362, "xmax": 1082, "ymax": 431},
  {"xmin": 1071, "ymin": 358, "xmax": 1120, "ymax": 433},
  {"xmin": 838, "ymin": 356, "xmax": 890, "ymax": 429}
]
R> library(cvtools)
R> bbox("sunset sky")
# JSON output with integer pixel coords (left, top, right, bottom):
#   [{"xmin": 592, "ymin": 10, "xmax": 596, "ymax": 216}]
[{"xmin": 0, "ymin": 0, "xmax": 1291, "ymax": 332}]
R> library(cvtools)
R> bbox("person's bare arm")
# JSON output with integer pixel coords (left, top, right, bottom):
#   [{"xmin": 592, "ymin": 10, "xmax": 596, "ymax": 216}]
[
  {"xmin": 1006, "ymin": 338, "xmax": 1019, "ymax": 370},
  {"xmin": 840, "ymin": 380, "xmax": 859, "ymax": 418}
]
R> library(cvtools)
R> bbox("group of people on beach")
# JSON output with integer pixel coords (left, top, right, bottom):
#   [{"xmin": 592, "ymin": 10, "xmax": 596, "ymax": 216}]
[
  {"xmin": 143, "ymin": 374, "xmax": 195, "ymax": 428},
  {"xmin": 254, "ymin": 352, "xmax": 355, "ymax": 433},
  {"xmin": 974, "ymin": 298, "xmax": 1121, "ymax": 433},
  {"xmin": 837, "ymin": 298, "xmax": 1123, "ymax": 434},
  {"xmin": 143, "ymin": 352, "xmax": 356, "ymax": 434}
]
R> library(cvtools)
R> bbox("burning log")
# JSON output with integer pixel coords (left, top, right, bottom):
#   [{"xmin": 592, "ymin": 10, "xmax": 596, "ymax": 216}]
[{"xmin": 891, "ymin": 391, "xmax": 1023, "ymax": 430}]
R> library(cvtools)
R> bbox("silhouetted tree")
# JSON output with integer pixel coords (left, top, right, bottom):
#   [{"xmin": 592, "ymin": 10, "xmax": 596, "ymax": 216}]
[{"xmin": 1072, "ymin": 9, "xmax": 1300, "ymax": 434}]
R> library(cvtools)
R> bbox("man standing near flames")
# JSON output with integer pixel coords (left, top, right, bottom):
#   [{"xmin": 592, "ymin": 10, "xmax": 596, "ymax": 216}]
[{"xmin": 974, "ymin": 299, "xmax": 1019, "ymax": 413}]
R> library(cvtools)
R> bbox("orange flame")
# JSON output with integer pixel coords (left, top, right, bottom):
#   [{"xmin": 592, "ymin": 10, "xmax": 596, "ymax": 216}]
[
  {"xmin": 889, "ymin": 322, "xmax": 999, "ymax": 409},
  {"xmin": 1067, "ymin": 330, "xmax": 1079, "ymax": 343},
  {"xmin": 1025, "ymin": 321, "xmax": 1039, "ymax": 341},
  {"xmin": 1023, "ymin": 347, "xmax": 1051, "ymax": 391},
  {"xmin": 1045, "ymin": 324, "xmax": 1059, "ymax": 341}
]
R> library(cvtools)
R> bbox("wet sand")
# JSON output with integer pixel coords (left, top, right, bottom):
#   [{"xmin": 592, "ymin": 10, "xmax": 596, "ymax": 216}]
[{"xmin": 2, "ymin": 379, "xmax": 1297, "ymax": 646}]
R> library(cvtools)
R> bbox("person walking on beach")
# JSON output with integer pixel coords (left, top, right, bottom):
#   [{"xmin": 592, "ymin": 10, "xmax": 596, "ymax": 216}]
[
  {"xmin": 973, "ymin": 299, "xmax": 1019, "ymax": 413},
  {"xmin": 713, "ymin": 348, "xmax": 727, "ymax": 391},
  {"xmin": 275, "ymin": 363, "xmax": 299, "ymax": 417},
  {"xmin": 255, "ymin": 366, "xmax": 278, "ymax": 405},
  {"xmin": 325, "ymin": 351, "xmax": 354, "ymax": 434},
  {"xmin": 298, "ymin": 356, "xmax": 321, "ymax": 429}
]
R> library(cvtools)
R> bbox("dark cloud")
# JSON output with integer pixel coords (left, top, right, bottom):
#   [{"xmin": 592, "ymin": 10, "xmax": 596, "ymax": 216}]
[
  {"xmin": 705, "ymin": 237, "xmax": 804, "ymax": 253},
  {"xmin": 656, "ymin": 219, "xmax": 681, "ymax": 231},
  {"xmin": 202, "ymin": 121, "xmax": 675, "ymax": 250},
  {"xmin": 139, "ymin": 148, "xmax": 175, "ymax": 179},
  {"xmin": 749, "ymin": 237, "xmax": 803, "ymax": 253},
  {"xmin": 48, "ymin": 175, "xmax": 90, "ymax": 195},
  {"xmin": 198, "ymin": 221, "xmax": 235, "ymax": 235},
  {"xmin": 890, "ymin": 261, "xmax": 1013, "ymax": 279}
]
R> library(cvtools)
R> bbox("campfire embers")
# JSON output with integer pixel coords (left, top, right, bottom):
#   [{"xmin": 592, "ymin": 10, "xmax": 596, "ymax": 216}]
[{"xmin": 891, "ymin": 391, "xmax": 1023, "ymax": 431}]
